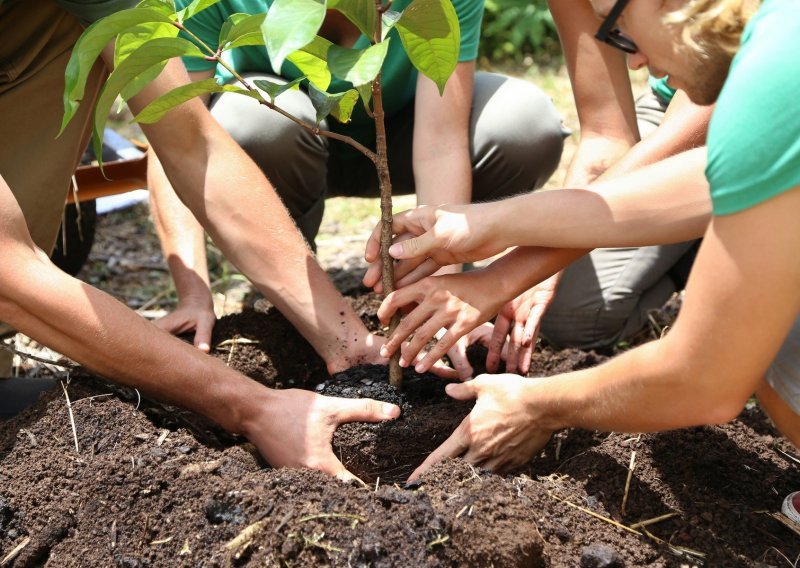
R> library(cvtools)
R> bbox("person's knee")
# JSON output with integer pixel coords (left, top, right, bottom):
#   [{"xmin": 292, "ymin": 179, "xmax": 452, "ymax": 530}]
[{"xmin": 471, "ymin": 73, "xmax": 567, "ymax": 199}]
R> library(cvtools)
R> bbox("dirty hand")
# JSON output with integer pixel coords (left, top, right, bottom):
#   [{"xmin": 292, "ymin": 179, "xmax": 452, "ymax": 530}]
[
  {"xmin": 251, "ymin": 388, "xmax": 401, "ymax": 483},
  {"xmin": 487, "ymin": 274, "xmax": 561, "ymax": 375},
  {"xmin": 331, "ymin": 332, "xmax": 460, "ymax": 381},
  {"xmin": 152, "ymin": 294, "xmax": 216, "ymax": 352},
  {"xmin": 409, "ymin": 374, "xmax": 553, "ymax": 480},
  {"xmin": 378, "ymin": 270, "xmax": 507, "ymax": 377}
]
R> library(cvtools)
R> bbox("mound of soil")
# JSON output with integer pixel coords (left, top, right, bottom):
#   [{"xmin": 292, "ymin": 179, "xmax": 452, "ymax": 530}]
[{"xmin": 1, "ymin": 292, "xmax": 800, "ymax": 566}]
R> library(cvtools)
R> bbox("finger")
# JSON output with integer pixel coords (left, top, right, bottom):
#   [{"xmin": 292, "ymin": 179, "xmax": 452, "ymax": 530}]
[
  {"xmin": 362, "ymin": 260, "xmax": 382, "ymax": 290},
  {"xmin": 194, "ymin": 315, "xmax": 215, "ymax": 353},
  {"xmin": 154, "ymin": 312, "xmax": 194, "ymax": 336},
  {"xmin": 408, "ymin": 421, "xmax": 469, "ymax": 481},
  {"xmin": 335, "ymin": 467, "xmax": 368, "ymax": 487},
  {"xmin": 376, "ymin": 287, "xmax": 421, "ymax": 325},
  {"xmin": 401, "ymin": 318, "xmax": 447, "ymax": 368},
  {"xmin": 379, "ymin": 303, "xmax": 431, "ymax": 359},
  {"xmin": 388, "ymin": 230, "xmax": 438, "ymax": 260},
  {"xmin": 446, "ymin": 337, "xmax": 473, "ymax": 381},
  {"xmin": 444, "ymin": 380, "xmax": 478, "ymax": 401},
  {"xmin": 486, "ymin": 315, "xmax": 511, "ymax": 373},
  {"xmin": 524, "ymin": 303, "xmax": 547, "ymax": 347},
  {"xmin": 332, "ymin": 397, "xmax": 401, "ymax": 424},
  {"xmin": 364, "ymin": 220, "xmax": 384, "ymax": 263},
  {"xmin": 517, "ymin": 340, "xmax": 534, "ymax": 376},
  {"xmin": 427, "ymin": 359, "xmax": 461, "ymax": 380},
  {"xmin": 411, "ymin": 326, "xmax": 462, "ymax": 374},
  {"xmin": 505, "ymin": 320, "xmax": 526, "ymax": 374},
  {"xmin": 395, "ymin": 258, "xmax": 442, "ymax": 288}
]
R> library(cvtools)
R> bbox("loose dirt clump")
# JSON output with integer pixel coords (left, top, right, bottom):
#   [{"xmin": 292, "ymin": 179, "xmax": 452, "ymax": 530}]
[{"xmin": 2, "ymin": 294, "xmax": 800, "ymax": 566}]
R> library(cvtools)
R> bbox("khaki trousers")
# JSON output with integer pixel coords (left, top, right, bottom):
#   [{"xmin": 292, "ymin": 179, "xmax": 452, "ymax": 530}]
[{"xmin": 0, "ymin": 0, "xmax": 106, "ymax": 375}]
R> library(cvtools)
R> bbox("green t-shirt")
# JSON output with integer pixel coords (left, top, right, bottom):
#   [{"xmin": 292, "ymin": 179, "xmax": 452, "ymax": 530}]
[
  {"xmin": 176, "ymin": 0, "xmax": 483, "ymax": 145},
  {"xmin": 705, "ymin": 0, "xmax": 800, "ymax": 215}
]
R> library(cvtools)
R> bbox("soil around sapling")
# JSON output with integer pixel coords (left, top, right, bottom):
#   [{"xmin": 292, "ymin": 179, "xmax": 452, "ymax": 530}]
[{"xmin": 2, "ymin": 284, "xmax": 800, "ymax": 566}]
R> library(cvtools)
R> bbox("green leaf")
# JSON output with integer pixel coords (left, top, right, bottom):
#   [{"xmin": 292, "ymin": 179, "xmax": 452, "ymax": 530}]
[
  {"xmin": 115, "ymin": 21, "xmax": 179, "ymax": 103},
  {"xmin": 327, "ymin": 40, "xmax": 389, "ymax": 87},
  {"xmin": 136, "ymin": 0, "xmax": 176, "ymax": 13},
  {"xmin": 262, "ymin": 0, "xmax": 326, "ymax": 73},
  {"xmin": 61, "ymin": 8, "xmax": 177, "ymax": 135},
  {"xmin": 219, "ymin": 13, "xmax": 266, "ymax": 50},
  {"xmin": 133, "ymin": 78, "xmax": 258, "ymax": 123},
  {"xmin": 253, "ymin": 76, "xmax": 306, "ymax": 103},
  {"xmin": 357, "ymin": 82, "xmax": 372, "ymax": 111},
  {"xmin": 92, "ymin": 37, "xmax": 205, "ymax": 168},
  {"xmin": 307, "ymin": 83, "xmax": 358, "ymax": 124},
  {"xmin": 286, "ymin": 36, "xmax": 333, "ymax": 90},
  {"xmin": 381, "ymin": 10, "xmax": 402, "ymax": 40},
  {"xmin": 328, "ymin": 0, "xmax": 376, "ymax": 38},
  {"xmin": 177, "ymin": 0, "xmax": 223, "ymax": 22},
  {"xmin": 396, "ymin": 0, "xmax": 459, "ymax": 94}
]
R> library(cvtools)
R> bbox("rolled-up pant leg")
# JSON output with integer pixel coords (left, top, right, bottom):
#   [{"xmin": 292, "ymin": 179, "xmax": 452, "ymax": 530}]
[
  {"xmin": 208, "ymin": 74, "xmax": 329, "ymax": 247},
  {"xmin": 540, "ymin": 89, "xmax": 701, "ymax": 349},
  {"xmin": 0, "ymin": 0, "xmax": 104, "ymax": 378}
]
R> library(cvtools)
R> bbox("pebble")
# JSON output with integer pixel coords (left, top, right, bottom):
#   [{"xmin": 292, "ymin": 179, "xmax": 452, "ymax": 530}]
[{"xmin": 580, "ymin": 543, "xmax": 624, "ymax": 567}]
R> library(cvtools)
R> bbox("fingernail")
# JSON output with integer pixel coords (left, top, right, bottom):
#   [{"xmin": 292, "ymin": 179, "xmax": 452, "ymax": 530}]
[
  {"xmin": 199, "ymin": 343, "xmax": 210, "ymax": 352},
  {"xmin": 415, "ymin": 362, "xmax": 425, "ymax": 373},
  {"xmin": 380, "ymin": 346, "xmax": 389, "ymax": 358},
  {"xmin": 399, "ymin": 357, "xmax": 408, "ymax": 367},
  {"xmin": 388, "ymin": 244, "xmax": 401, "ymax": 257},
  {"xmin": 383, "ymin": 403, "xmax": 400, "ymax": 418}
]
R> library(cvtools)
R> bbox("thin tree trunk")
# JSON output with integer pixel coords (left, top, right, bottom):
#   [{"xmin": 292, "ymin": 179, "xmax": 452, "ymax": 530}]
[{"xmin": 371, "ymin": 72, "xmax": 403, "ymax": 388}]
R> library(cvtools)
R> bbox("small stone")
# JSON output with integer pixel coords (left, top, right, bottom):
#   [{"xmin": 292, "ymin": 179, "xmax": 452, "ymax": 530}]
[
  {"xmin": 205, "ymin": 499, "xmax": 246, "ymax": 525},
  {"xmin": 585, "ymin": 494, "xmax": 600, "ymax": 509},
  {"xmin": 315, "ymin": 384, "xmax": 325, "ymax": 392},
  {"xmin": 553, "ymin": 525, "xmax": 572, "ymax": 542},
  {"xmin": 176, "ymin": 446, "xmax": 192, "ymax": 454},
  {"xmin": 580, "ymin": 543, "xmax": 624, "ymax": 568}
]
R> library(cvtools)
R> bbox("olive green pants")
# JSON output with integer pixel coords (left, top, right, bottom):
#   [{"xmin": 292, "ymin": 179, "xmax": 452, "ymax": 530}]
[{"xmin": 0, "ymin": 0, "xmax": 104, "ymax": 384}]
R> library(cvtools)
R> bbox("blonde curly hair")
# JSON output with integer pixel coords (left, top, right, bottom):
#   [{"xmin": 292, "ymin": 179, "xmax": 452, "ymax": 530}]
[{"xmin": 665, "ymin": 0, "xmax": 760, "ymax": 57}]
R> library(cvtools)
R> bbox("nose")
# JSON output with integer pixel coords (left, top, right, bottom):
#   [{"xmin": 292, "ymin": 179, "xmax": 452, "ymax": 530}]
[{"xmin": 626, "ymin": 51, "xmax": 648, "ymax": 71}]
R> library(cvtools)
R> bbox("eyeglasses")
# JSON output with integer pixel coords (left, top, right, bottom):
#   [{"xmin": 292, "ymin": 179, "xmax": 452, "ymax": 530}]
[{"xmin": 595, "ymin": 0, "xmax": 638, "ymax": 54}]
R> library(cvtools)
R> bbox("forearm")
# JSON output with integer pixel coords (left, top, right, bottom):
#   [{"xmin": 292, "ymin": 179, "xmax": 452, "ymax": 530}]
[
  {"xmin": 148, "ymin": 147, "xmax": 211, "ymax": 301},
  {"xmin": 0, "ymin": 245, "xmax": 269, "ymax": 436},
  {"xmin": 483, "ymin": 246, "xmax": 588, "ymax": 303},
  {"xmin": 598, "ymin": 91, "xmax": 713, "ymax": 182},
  {"xmin": 127, "ymin": 60, "xmax": 371, "ymax": 371},
  {"xmin": 529, "ymin": 338, "xmax": 734, "ymax": 434},
  {"xmin": 483, "ymin": 147, "xmax": 711, "ymax": 250}
]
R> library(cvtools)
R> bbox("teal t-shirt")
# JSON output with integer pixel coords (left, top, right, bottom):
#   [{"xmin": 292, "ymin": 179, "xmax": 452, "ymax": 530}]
[
  {"xmin": 705, "ymin": 0, "xmax": 800, "ymax": 215},
  {"xmin": 648, "ymin": 75, "xmax": 676, "ymax": 104},
  {"xmin": 176, "ymin": 0, "xmax": 483, "ymax": 144}
]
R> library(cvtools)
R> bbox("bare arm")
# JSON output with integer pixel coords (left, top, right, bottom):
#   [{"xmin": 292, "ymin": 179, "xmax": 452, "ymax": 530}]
[
  {"xmin": 413, "ymin": 185, "xmax": 800, "ymax": 476},
  {"xmin": 0, "ymin": 173, "xmax": 399, "ymax": 478},
  {"xmin": 148, "ymin": 69, "xmax": 216, "ymax": 351},
  {"xmin": 119, "ymin": 56, "xmax": 383, "ymax": 373},
  {"xmin": 549, "ymin": 0, "xmax": 639, "ymax": 186},
  {"xmin": 377, "ymin": 146, "xmax": 711, "ymax": 266},
  {"xmin": 599, "ymin": 90, "xmax": 713, "ymax": 181},
  {"xmin": 412, "ymin": 61, "xmax": 473, "ymax": 207}
]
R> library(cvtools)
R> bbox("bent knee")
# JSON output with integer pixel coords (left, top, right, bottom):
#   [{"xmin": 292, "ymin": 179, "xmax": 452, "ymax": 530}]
[{"xmin": 471, "ymin": 73, "xmax": 567, "ymax": 196}]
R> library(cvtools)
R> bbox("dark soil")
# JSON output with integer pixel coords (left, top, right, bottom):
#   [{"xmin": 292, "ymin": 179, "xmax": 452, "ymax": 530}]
[{"xmin": 2, "ymin": 290, "xmax": 800, "ymax": 567}]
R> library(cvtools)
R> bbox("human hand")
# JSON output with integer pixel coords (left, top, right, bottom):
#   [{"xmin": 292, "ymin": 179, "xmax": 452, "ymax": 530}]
[
  {"xmin": 249, "ymin": 388, "xmax": 401, "ymax": 482},
  {"xmin": 363, "ymin": 204, "xmax": 507, "ymax": 292},
  {"xmin": 377, "ymin": 271, "xmax": 506, "ymax": 376},
  {"xmin": 329, "ymin": 331, "xmax": 461, "ymax": 381},
  {"xmin": 486, "ymin": 274, "xmax": 561, "ymax": 375},
  {"xmin": 152, "ymin": 294, "xmax": 216, "ymax": 352},
  {"xmin": 408, "ymin": 374, "xmax": 553, "ymax": 480}
]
